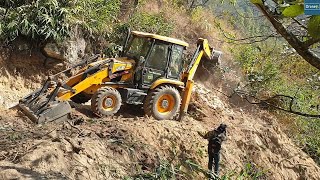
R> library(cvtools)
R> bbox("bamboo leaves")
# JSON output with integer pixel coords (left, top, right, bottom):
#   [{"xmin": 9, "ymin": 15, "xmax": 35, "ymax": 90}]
[
  {"xmin": 0, "ymin": 0, "xmax": 69, "ymax": 42},
  {"xmin": 0, "ymin": 0, "xmax": 122, "ymax": 43}
]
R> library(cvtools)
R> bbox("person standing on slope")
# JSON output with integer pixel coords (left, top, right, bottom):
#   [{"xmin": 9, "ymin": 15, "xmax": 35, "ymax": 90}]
[{"xmin": 198, "ymin": 123, "xmax": 227, "ymax": 177}]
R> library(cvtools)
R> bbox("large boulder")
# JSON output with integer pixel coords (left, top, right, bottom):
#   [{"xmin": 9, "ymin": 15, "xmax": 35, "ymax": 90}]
[
  {"xmin": 43, "ymin": 43, "xmax": 65, "ymax": 61},
  {"xmin": 42, "ymin": 36, "xmax": 86, "ymax": 64}
]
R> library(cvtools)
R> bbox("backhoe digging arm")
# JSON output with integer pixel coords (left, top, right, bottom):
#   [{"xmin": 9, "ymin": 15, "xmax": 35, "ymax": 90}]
[{"xmin": 179, "ymin": 38, "xmax": 220, "ymax": 120}]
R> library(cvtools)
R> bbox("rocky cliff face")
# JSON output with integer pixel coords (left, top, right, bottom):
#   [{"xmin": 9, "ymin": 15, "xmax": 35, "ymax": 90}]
[{"xmin": 42, "ymin": 31, "xmax": 86, "ymax": 64}]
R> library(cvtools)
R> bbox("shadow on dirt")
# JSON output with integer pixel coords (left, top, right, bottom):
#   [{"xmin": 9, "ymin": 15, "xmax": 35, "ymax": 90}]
[
  {"xmin": 117, "ymin": 104, "xmax": 145, "ymax": 118},
  {"xmin": 70, "ymin": 102, "xmax": 145, "ymax": 119}
]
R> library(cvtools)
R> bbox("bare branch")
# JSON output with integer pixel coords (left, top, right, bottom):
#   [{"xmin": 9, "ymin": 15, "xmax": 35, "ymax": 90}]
[
  {"xmin": 226, "ymin": 34, "xmax": 279, "ymax": 41},
  {"xmin": 254, "ymin": 4, "xmax": 320, "ymax": 70},
  {"xmin": 292, "ymin": 18, "xmax": 308, "ymax": 30},
  {"xmin": 234, "ymin": 90, "xmax": 320, "ymax": 118},
  {"xmin": 220, "ymin": 31, "xmax": 280, "ymax": 44},
  {"xmin": 210, "ymin": 86, "xmax": 320, "ymax": 118},
  {"xmin": 304, "ymin": 38, "xmax": 320, "ymax": 47}
]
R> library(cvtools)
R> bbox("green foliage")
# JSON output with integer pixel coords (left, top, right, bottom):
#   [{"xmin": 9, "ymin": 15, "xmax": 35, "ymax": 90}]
[
  {"xmin": 70, "ymin": 0, "xmax": 121, "ymax": 37},
  {"xmin": 128, "ymin": 12, "xmax": 174, "ymax": 36},
  {"xmin": 234, "ymin": 44, "xmax": 280, "ymax": 93},
  {"xmin": 234, "ymin": 41, "xmax": 320, "ymax": 164},
  {"xmin": 190, "ymin": 6, "xmax": 204, "ymax": 22},
  {"xmin": 126, "ymin": 159, "xmax": 267, "ymax": 180},
  {"xmin": 0, "ymin": 0, "xmax": 173, "ymax": 49},
  {"xmin": 100, "ymin": 10, "xmax": 175, "ymax": 56},
  {"xmin": 301, "ymin": 120, "xmax": 320, "ymax": 164},
  {"xmin": 214, "ymin": 0, "xmax": 320, "ymax": 164},
  {"xmin": 126, "ymin": 159, "xmax": 189, "ymax": 180},
  {"xmin": 0, "ymin": 0, "xmax": 122, "ymax": 43},
  {"xmin": 250, "ymin": 0, "xmax": 263, "ymax": 5},
  {"xmin": 248, "ymin": 0, "xmax": 318, "ymax": 40},
  {"xmin": 308, "ymin": 15, "xmax": 320, "ymax": 39},
  {"xmin": 190, "ymin": 7, "xmax": 213, "ymax": 31},
  {"xmin": 170, "ymin": 0, "xmax": 187, "ymax": 8},
  {"xmin": 282, "ymin": 5, "xmax": 304, "ymax": 17},
  {"xmin": 237, "ymin": 163, "xmax": 267, "ymax": 179},
  {"xmin": 1, "ymin": 0, "xmax": 71, "ymax": 42},
  {"xmin": 103, "ymin": 42, "xmax": 123, "ymax": 58}
]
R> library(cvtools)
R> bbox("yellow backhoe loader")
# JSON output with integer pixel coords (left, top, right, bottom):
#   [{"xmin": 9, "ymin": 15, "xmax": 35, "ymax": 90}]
[{"xmin": 19, "ymin": 30, "xmax": 222, "ymax": 123}]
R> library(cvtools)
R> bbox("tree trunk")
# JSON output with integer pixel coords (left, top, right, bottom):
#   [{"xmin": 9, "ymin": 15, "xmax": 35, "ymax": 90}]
[{"xmin": 255, "ymin": 4, "xmax": 320, "ymax": 70}]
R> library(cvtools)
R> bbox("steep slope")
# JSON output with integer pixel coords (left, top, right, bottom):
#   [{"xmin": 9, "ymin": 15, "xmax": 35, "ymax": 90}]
[
  {"xmin": 0, "ymin": 83, "xmax": 319, "ymax": 179},
  {"xmin": 1, "ymin": 1, "xmax": 319, "ymax": 179}
]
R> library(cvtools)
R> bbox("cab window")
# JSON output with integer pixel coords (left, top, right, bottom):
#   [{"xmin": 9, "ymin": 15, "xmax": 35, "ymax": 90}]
[
  {"xmin": 146, "ymin": 42, "xmax": 169, "ymax": 70},
  {"xmin": 125, "ymin": 36, "xmax": 151, "ymax": 60},
  {"xmin": 169, "ymin": 45, "xmax": 184, "ymax": 77}
]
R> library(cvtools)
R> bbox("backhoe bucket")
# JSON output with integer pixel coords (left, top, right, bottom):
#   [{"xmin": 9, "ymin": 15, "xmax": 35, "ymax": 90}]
[
  {"xmin": 19, "ymin": 80, "xmax": 72, "ymax": 124},
  {"xmin": 196, "ymin": 49, "xmax": 223, "ymax": 79},
  {"xmin": 200, "ymin": 50, "xmax": 222, "ymax": 72}
]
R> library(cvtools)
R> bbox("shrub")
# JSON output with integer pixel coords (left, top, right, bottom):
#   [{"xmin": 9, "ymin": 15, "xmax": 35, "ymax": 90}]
[
  {"xmin": 0, "ymin": 0, "xmax": 122, "ymax": 43},
  {"xmin": 128, "ymin": 12, "xmax": 174, "ymax": 36},
  {"xmin": 70, "ymin": 0, "xmax": 122, "ymax": 38},
  {"xmin": 0, "ymin": 0, "xmax": 71, "ymax": 42},
  {"xmin": 234, "ymin": 41, "xmax": 320, "ymax": 164}
]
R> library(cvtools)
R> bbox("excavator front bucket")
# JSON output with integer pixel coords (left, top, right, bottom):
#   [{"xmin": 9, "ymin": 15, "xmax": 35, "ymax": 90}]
[
  {"xmin": 18, "ymin": 55, "xmax": 101, "ymax": 124},
  {"xmin": 19, "ymin": 80, "xmax": 72, "ymax": 124}
]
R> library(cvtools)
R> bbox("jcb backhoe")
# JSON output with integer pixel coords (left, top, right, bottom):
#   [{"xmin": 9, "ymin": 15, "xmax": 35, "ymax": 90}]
[{"xmin": 19, "ymin": 30, "xmax": 222, "ymax": 123}]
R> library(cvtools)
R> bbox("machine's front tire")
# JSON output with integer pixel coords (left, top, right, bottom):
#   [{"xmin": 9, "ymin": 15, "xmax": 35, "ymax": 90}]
[
  {"xmin": 144, "ymin": 85, "xmax": 181, "ymax": 120},
  {"xmin": 91, "ymin": 87, "xmax": 122, "ymax": 117}
]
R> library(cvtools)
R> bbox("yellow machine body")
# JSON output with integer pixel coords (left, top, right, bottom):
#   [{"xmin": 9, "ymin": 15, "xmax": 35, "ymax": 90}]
[
  {"xmin": 58, "ymin": 58, "xmax": 135, "ymax": 100},
  {"xmin": 19, "ymin": 31, "xmax": 221, "ymax": 123}
]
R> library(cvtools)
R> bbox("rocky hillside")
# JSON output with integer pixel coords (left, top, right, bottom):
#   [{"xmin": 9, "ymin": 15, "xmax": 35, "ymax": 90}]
[
  {"xmin": 0, "ymin": 1, "xmax": 319, "ymax": 179},
  {"xmin": 0, "ymin": 67, "xmax": 319, "ymax": 179}
]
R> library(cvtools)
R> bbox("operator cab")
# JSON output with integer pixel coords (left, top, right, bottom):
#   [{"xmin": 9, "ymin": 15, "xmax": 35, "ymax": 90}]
[{"xmin": 123, "ymin": 31, "xmax": 189, "ymax": 89}]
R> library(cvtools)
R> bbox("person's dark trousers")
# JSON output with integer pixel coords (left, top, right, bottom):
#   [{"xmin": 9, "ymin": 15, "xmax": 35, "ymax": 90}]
[
  {"xmin": 208, "ymin": 152, "xmax": 214, "ymax": 172},
  {"xmin": 208, "ymin": 152, "xmax": 220, "ymax": 176},
  {"xmin": 213, "ymin": 152, "xmax": 220, "ymax": 175}
]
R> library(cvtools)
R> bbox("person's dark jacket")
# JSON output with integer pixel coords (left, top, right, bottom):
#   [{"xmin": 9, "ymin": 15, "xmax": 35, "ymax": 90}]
[{"xmin": 199, "ymin": 129, "xmax": 226, "ymax": 153}]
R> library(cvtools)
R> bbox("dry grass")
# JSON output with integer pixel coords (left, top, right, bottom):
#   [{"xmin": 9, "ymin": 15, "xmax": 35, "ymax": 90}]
[{"xmin": 137, "ymin": 1, "xmax": 223, "ymax": 50}]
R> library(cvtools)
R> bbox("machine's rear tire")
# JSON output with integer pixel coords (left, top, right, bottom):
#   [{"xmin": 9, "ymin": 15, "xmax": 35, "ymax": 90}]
[
  {"xmin": 144, "ymin": 85, "xmax": 181, "ymax": 120},
  {"xmin": 91, "ymin": 87, "xmax": 122, "ymax": 117},
  {"xmin": 71, "ymin": 92, "xmax": 91, "ymax": 104}
]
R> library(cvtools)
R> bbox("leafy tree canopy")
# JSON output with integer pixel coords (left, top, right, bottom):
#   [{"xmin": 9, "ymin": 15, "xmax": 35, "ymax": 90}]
[
  {"xmin": 250, "ymin": 0, "xmax": 320, "ymax": 70},
  {"xmin": 0, "ymin": 0, "xmax": 121, "ymax": 43}
]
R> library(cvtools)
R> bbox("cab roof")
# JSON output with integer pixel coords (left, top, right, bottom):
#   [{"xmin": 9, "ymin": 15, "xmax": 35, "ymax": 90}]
[{"xmin": 131, "ymin": 31, "xmax": 189, "ymax": 47}]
